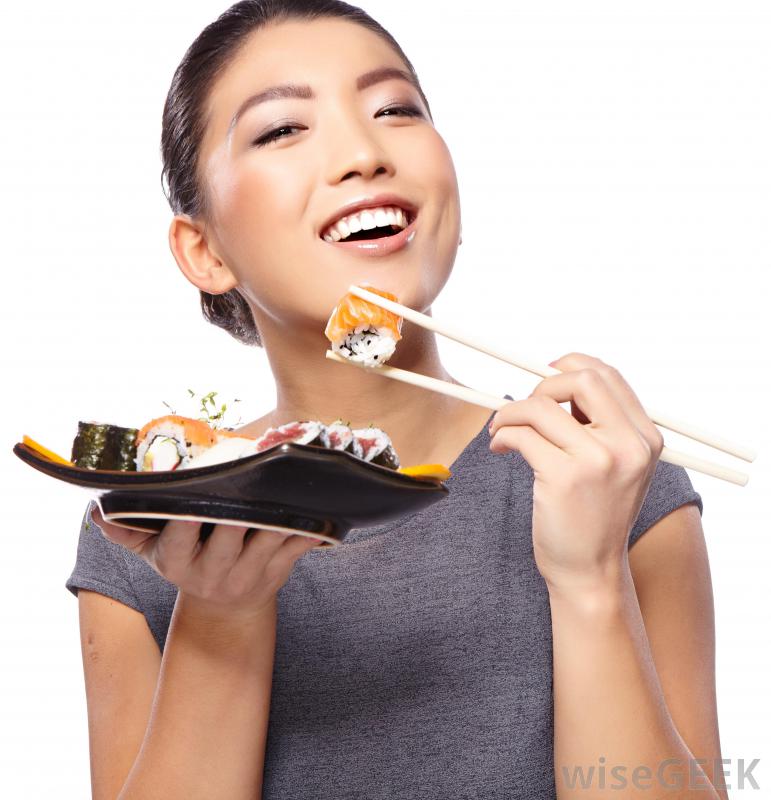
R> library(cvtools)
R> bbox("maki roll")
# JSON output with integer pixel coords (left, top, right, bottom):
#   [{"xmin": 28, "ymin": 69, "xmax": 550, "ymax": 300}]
[
  {"xmin": 352, "ymin": 426, "xmax": 400, "ymax": 470},
  {"xmin": 325, "ymin": 419, "xmax": 364, "ymax": 458},
  {"xmin": 71, "ymin": 422, "xmax": 139, "ymax": 471},
  {"xmin": 255, "ymin": 420, "xmax": 330, "ymax": 451},
  {"xmin": 181, "ymin": 429, "xmax": 263, "ymax": 469},
  {"xmin": 325, "ymin": 285, "xmax": 403, "ymax": 366},
  {"xmin": 135, "ymin": 415, "xmax": 218, "ymax": 471}
]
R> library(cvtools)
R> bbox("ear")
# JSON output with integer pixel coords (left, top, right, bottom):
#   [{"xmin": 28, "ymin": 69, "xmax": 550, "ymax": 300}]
[{"xmin": 168, "ymin": 215, "xmax": 239, "ymax": 294}]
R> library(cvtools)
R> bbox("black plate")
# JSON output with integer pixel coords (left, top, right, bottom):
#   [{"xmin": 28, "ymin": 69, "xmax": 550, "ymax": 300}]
[{"xmin": 13, "ymin": 441, "xmax": 449, "ymax": 547}]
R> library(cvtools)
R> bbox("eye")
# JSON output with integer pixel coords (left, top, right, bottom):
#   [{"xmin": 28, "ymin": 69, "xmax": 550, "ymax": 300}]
[
  {"xmin": 252, "ymin": 124, "xmax": 304, "ymax": 148},
  {"xmin": 377, "ymin": 103, "xmax": 424, "ymax": 119}
]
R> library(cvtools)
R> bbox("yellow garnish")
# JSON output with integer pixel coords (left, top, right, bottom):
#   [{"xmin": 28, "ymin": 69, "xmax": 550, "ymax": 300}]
[
  {"xmin": 397, "ymin": 463, "xmax": 451, "ymax": 481},
  {"xmin": 22, "ymin": 435, "xmax": 74, "ymax": 466}
]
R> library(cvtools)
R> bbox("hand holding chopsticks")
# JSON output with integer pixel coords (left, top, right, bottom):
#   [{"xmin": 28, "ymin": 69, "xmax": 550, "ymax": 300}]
[{"xmin": 324, "ymin": 284, "xmax": 756, "ymax": 486}]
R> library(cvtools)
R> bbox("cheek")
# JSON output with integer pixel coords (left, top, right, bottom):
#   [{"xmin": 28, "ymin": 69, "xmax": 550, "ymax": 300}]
[
  {"xmin": 412, "ymin": 129, "xmax": 458, "ymax": 195},
  {"xmin": 213, "ymin": 158, "xmax": 313, "ymax": 269}
]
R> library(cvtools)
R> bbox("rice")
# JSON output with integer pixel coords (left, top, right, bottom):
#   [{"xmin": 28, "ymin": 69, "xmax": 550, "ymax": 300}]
[{"xmin": 331, "ymin": 324, "xmax": 397, "ymax": 367}]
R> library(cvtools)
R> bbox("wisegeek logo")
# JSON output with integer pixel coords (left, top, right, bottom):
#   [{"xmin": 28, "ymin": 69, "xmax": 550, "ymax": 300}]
[{"xmin": 559, "ymin": 757, "xmax": 760, "ymax": 791}]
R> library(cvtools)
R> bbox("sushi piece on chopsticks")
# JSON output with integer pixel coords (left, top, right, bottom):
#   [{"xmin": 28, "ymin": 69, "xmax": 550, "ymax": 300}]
[{"xmin": 325, "ymin": 285, "xmax": 403, "ymax": 366}]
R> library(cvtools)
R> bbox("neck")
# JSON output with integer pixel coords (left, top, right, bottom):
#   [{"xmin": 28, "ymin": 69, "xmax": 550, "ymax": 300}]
[{"xmin": 254, "ymin": 309, "xmax": 471, "ymax": 464}]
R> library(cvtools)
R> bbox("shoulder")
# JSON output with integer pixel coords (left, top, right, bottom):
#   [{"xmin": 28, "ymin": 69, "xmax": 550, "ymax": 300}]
[{"xmin": 629, "ymin": 461, "xmax": 703, "ymax": 549}]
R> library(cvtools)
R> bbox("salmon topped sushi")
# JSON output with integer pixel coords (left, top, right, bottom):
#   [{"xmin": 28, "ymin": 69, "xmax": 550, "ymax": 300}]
[
  {"xmin": 135, "ymin": 415, "xmax": 218, "ymax": 471},
  {"xmin": 325, "ymin": 285, "xmax": 403, "ymax": 366}
]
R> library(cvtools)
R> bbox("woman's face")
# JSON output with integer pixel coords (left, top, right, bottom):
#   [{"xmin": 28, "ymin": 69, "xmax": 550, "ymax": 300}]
[{"xmin": 188, "ymin": 17, "xmax": 461, "ymax": 336}]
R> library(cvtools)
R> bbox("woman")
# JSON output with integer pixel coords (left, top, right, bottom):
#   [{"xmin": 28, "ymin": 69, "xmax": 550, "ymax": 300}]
[{"xmin": 66, "ymin": 1, "xmax": 726, "ymax": 798}]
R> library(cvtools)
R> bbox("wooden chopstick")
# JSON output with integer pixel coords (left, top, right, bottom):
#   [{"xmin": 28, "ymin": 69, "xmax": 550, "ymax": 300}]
[
  {"xmin": 325, "ymin": 350, "xmax": 749, "ymax": 486},
  {"xmin": 347, "ymin": 284, "xmax": 757, "ymax": 464}
]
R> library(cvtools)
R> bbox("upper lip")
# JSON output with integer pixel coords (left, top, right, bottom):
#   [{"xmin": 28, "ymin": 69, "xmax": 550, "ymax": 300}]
[{"xmin": 318, "ymin": 193, "xmax": 418, "ymax": 238}]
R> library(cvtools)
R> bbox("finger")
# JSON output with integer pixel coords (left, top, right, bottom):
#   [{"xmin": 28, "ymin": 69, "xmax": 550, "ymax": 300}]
[
  {"xmin": 152, "ymin": 518, "xmax": 208, "ymax": 571},
  {"xmin": 279, "ymin": 532, "xmax": 326, "ymax": 559},
  {"xmin": 238, "ymin": 526, "xmax": 297, "ymax": 564},
  {"xmin": 489, "ymin": 397, "xmax": 595, "ymax": 454},
  {"xmin": 196, "ymin": 522, "xmax": 254, "ymax": 579},
  {"xmin": 548, "ymin": 352, "xmax": 613, "ymax": 423},
  {"xmin": 90, "ymin": 504, "xmax": 159, "ymax": 554},
  {"xmin": 549, "ymin": 353, "xmax": 663, "ymax": 454},
  {"xmin": 585, "ymin": 362, "xmax": 664, "ymax": 455},
  {"xmin": 530, "ymin": 368, "xmax": 635, "ymax": 433},
  {"xmin": 489, "ymin": 423, "xmax": 565, "ymax": 474}
]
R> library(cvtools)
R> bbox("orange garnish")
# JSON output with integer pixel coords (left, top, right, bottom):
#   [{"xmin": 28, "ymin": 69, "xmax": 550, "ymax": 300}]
[
  {"xmin": 396, "ymin": 464, "xmax": 451, "ymax": 481},
  {"xmin": 22, "ymin": 435, "xmax": 74, "ymax": 466}
]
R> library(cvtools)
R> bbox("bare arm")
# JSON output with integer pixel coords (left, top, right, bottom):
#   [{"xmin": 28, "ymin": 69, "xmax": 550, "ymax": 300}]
[
  {"xmin": 78, "ymin": 591, "xmax": 161, "ymax": 798},
  {"xmin": 81, "ymin": 507, "xmax": 320, "ymax": 800},
  {"xmin": 550, "ymin": 504, "xmax": 727, "ymax": 799},
  {"xmin": 118, "ymin": 591, "xmax": 278, "ymax": 800}
]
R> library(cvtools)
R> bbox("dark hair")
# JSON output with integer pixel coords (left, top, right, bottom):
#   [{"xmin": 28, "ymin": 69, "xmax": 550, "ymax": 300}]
[{"xmin": 161, "ymin": 0, "xmax": 432, "ymax": 346}]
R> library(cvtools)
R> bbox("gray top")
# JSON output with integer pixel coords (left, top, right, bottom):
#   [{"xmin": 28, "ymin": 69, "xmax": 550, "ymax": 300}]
[{"xmin": 66, "ymin": 401, "xmax": 702, "ymax": 799}]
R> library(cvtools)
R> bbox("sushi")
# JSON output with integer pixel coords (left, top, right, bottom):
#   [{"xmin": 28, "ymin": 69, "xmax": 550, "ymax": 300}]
[
  {"xmin": 251, "ymin": 420, "xmax": 330, "ymax": 451},
  {"xmin": 135, "ymin": 415, "xmax": 219, "ymax": 471},
  {"xmin": 182, "ymin": 420, "xmax": 330, "ymax": 468},
  {"xmin": 71, "ymin": 421, "xmax": 139, "ymax": 471},
  {"xmin": 352, "ymin": 426, "xmax": 400, "ymax": 470},
  {"xmin": 179, "ymin": 431, "xmax": 263, "ymax": 469},
  {"xmin": 61, "ymin": 413, "xmax": 407, "ymax": 474},
  {"xmin": 325, "ymin": 419, "xmax": 364, "ymax": 458},
  {"xmin": 324, "ymin": 285, "xmax": 403, "ymax": 366}
]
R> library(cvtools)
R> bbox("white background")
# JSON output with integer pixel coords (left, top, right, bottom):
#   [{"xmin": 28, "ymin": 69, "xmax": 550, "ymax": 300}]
[{"xmin": 1, "ymin": 1, "xmax": 768, "ymax": 795}]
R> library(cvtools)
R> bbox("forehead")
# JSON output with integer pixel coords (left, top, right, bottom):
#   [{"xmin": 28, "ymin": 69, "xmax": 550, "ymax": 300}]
[{"xmin": 203, "ymin": 17, "xmax": 405, "ymax": 131}]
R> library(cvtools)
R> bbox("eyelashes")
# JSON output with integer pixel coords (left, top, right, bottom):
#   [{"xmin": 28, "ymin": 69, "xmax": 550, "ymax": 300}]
[{"xmin": 251, "ymin": 104, "xmax": 425, "ymax": 148}]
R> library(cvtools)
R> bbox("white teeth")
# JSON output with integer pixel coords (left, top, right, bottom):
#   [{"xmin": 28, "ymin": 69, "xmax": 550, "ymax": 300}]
[
  {"xmin": 322, "ymin": 204, "xmax": 412, "ymax": 242},
  {"xmin": 359, "ymin": 210, "xmax": 376, "ymax": 230}
]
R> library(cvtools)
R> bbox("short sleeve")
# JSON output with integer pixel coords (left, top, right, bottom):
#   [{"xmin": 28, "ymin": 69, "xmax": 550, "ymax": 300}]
[
  {"xmin": 65, "ymin": 499, "xmax": 143, "ymax": 613},
  {"xmin": 628, "ymin": 461, "xmax": 703, "ymax": 549}
]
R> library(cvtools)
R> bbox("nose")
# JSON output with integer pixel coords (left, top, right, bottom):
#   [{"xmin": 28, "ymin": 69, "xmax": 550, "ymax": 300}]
[{"xmin": 324, "ymin": 116, "xmax": 395, "ymax": 185}]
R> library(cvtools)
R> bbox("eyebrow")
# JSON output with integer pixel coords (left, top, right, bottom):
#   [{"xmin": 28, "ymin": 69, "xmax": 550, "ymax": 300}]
[{"xmin": 227, "ymin": 66, "xmax": 422, "ymax": 135}]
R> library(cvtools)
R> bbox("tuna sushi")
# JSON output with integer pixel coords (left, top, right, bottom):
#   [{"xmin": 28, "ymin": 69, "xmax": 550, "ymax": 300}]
[
  {"xmin": 352, "ymin": 426, "xmax": 400, "ymax": 470},
  {"xmin": 324, "ymin": 285, "xmax": 403, "ymax": 366},
  {"xmin": 135, "ymin": 415, "xmax": 218, "ymax": 471},
  {"xmin": 325, "ymin": 419, "xmax": 364, "ymax": 458},
  {"xmin": 253, "ymin": 420, "xmax": 330, "ymax": 451}
]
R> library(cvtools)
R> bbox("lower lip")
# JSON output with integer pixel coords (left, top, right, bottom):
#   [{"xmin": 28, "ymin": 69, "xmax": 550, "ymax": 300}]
[{"xmin": 322, "ymin": 214, "xmax": 417, "ymax": 257}]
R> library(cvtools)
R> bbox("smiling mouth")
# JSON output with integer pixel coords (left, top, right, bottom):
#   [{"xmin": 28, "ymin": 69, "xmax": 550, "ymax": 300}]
[
  {"xmin": 320, "ymin": 208, "xmax": 417, "ymax": 243},
  {"xmin": 320, "ymin": 211, "xmax": 418, "ymax": 257}
]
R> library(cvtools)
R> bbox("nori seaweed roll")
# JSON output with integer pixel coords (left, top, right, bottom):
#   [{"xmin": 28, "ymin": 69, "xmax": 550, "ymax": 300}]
[
  {"xmin": 71, "ymin": 421, "xmax": 139, "ymax": 471},
  {"xmin": 325, "ymin": 420, "xmax": 364, "ymax": 457},
  {"xmin": 352, "ymin": 426, "xmax": 400, "ymax": 470},
  {"xmin": 255, "ymin": 420, "xmax": 330, "ymax": 451}
]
